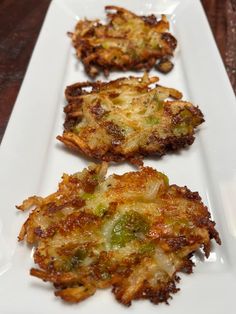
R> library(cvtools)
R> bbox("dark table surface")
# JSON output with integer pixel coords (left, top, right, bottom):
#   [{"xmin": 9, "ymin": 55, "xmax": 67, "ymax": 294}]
[{"xmin": 0, "ymin": 0, "xmax": 235, "ymax": 143}]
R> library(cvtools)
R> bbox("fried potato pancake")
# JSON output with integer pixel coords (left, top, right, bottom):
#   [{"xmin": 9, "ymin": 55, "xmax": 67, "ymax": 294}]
[
  {"xmin": 57, "ymin": 75, "xmax": 204, "ymax": 165},
  {"xmin": 18, "ymin": 163, "xmax": 220, "ymax": 306},
  {"xmin": 70, "ymin": 6, "xmax": 177, "ymax": 76}
]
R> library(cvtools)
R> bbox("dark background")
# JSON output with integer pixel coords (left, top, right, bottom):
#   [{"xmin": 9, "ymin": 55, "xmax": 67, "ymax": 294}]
[{"xmin": 0, "ymin": 0, "xmax": 235, "ymax": 142}]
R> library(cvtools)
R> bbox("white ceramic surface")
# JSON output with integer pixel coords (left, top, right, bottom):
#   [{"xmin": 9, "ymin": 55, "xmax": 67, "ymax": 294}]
[{"xmin": 0, "ymin": 0, "xmax": 236, "ymax": 313}]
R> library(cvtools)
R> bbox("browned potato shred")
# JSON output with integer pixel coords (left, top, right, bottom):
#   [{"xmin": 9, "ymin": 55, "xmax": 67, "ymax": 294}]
[
  {"xmin": 57, "ymin": 75, "xmax": 204, "ymax": 165},
  {"xmin": 18, "ymin": 163, "xmax": 220, "ymax": 305},
  {"xmin": 71, "ymin": 6, "xmax": 177, "ymax": 76}
]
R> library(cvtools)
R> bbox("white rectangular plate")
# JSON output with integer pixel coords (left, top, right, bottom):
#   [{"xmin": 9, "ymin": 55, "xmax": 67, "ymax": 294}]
[{"xmin": 0, "ymin": 0, "xmax": 236, "ymax": 313}]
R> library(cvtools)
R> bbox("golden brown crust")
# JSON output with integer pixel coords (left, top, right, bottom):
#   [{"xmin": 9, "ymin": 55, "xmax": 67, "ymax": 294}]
[
  {"xmin": 70, "ymin": 6, "xmax": 177, "ymax": 76},
  {"xmin": 57, "ymin": 75, "xmax": 204, "ymax": 164},
  {"xmin": 18, "ymin": 164, "xmax": 220, "ymax": 305}
]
